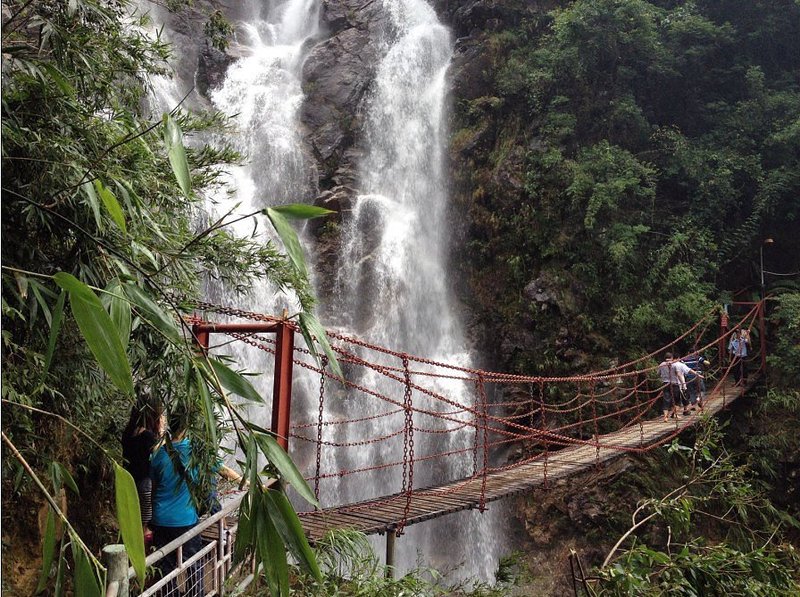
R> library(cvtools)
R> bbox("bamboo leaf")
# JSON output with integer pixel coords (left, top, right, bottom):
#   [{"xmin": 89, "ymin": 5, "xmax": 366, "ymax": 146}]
[
  {"xmin": 163, "ymin": 113, "xmax": 192, "ymax": 197},
  {"xmin": 299, "ymin": 312, "xmax": 343, "ymax": 379},
  {"xmin": 35, "ymin": 508, "xmax": 56, "ymax": 593},
  {"xmin": 122, "ymin": 283, "xmax": 182, "ymax": 345},
  {"xmin": 53, "ymin": 273, "xmax": 133, "ymax": 396},
  {"xmin": 233, "ymin": 493, "xmax": 253, "ymax": 564},
  {"xmin": 114, "ymin": 463, "xmax": 146, "ymax": 583},
  {"xmin": 81, "ymin": 181, "xmax": 103, "ymax": 230},
  {"xmin": 206, "ymin": 358, "xmax": 264, "ymax": 403},
  {"xmin": 55, "ymin": 463, "xmax": 79, "ymax": 496},
  {"xmin": 43, "ymin": 291, "xmax": 65, "ymax": 376},
  {"xmin": 264, "ymin": 207, "xmax": 308, "ymax": 279},
  {"xmin": 255, "ymin": 498, "xmax": 289, "ymax": 597},
  {"xmin": 71, "ymin": 536, "xmax": 102, "ymax": 597},
  {"xmin": 269, "ymin": 204, "xmax": 335, "ymax": 220},
  {"xmin": 264, "ymin": 489, "xmax": 321, "ymax": 580},
  {"xmin": 29, "ymin": 280, "xmax": 53, "ymax": 327},
  {"xmin": 194, "ymin": 368, "xmax": 217, "ymax": 447},
  {"xmin": 105, "ymin": 279, "xmax": 131, "ymax": 347},
  {"xmin": 42, "ymin": 63, "xmax": 75, "ymax": 96},
  {"xmin": 54, "ymin": 542, "xmax": 67, "ymax": 597},
  {"xmin": 255, "ymin": 433, "xmax": 319, "ymax": 507},
  {"xmin": 93, "ymin": 179, "xmax": 127, "ymax": 233}
]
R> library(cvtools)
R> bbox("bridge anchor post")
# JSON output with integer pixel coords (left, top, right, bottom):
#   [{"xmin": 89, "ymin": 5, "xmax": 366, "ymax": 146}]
[{"xmin": 385, "ymin": 528, "xmax": 396, "ymax": 578}]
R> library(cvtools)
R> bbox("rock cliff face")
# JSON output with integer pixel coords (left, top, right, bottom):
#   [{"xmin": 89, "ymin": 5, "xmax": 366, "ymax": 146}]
[{"xmin": 162, "ymin": 0, "xmax": 542, "ymax": 359}]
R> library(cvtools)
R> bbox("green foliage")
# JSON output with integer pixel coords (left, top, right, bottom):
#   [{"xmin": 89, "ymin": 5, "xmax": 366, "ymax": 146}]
[
  {"xmin": 457, "ymin": 0, "xmax": 800, "ymax": 371},
  {"xmin": 590, "ymin": 420, "xmax": 800, "ymax": 595},
  {"xmin": 599, "ymin": 542, "xmax": 800, "ymax": 596},
  {"xmin": 1, "ymin": 0, "xmax": 336, "ymax": 594},
  {"xmin": 204, "ymin": 10, "xmax": 234, "ymax": 52},
  {"xmin": 766, "ymin": 292, "xmax": 800, "ymax": 386},
  {"xmin": 290, "ymin": 529, "xmax": 448, "ymax": 596}
]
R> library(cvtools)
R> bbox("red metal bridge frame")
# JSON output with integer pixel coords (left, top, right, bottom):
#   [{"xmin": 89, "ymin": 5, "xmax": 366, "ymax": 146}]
[{"xmin": 191, "ymin": 319, "xmax": 296, "ymax": 451}]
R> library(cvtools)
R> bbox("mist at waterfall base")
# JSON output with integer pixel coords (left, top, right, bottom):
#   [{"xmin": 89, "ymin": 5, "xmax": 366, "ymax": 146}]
[{"xmin": 142, "ymin": 0, "xmax": 511, "ymax": 586}]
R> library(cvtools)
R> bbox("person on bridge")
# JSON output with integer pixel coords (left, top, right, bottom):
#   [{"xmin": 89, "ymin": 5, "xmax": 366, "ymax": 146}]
[
  {"xmin": 681, "ymin": 353, "xmax": 708, "ymax": 410},
  {"xmin": 658, "ymin": 353, "xmax": 692, "ymax": 421},
  {"xmin": 728, "ymin": 328, "xmax": 750, "ymax": 385}
]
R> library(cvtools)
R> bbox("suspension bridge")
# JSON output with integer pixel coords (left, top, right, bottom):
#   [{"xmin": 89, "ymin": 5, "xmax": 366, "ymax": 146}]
[{"xmin": 115, "ymin": 299, "xmax": 766, "ymax": 596}]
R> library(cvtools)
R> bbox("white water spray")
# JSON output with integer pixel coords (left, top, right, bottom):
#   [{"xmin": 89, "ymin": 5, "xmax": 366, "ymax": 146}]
[{"xmin": 143, "ymin": 0, "xmax": 510, "ymax": 584}]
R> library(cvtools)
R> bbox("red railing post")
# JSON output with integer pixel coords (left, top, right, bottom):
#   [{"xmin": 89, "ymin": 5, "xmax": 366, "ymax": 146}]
[
  {"xmin": 271, "ymin": 320, "xmax": 295, "ymax": 451},
  {"xmin": 193, "ymin": 321, "xmax": 210, "ymax": 353}
]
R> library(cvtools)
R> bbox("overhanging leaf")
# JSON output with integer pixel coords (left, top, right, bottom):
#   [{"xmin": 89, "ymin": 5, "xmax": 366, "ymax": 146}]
[
  {"xmin": 41, "ymin": 63, "xmax": 75, "ymax": 96},
  {"xmin": 264, "ymin": 207, "xmax": 308, "ymax": 279},
  {"xmin": 255, "ymin": 497, "xmax": 289, "ymax": 597},
  {"xmin": 264, "ymin": 489, "xmax": 321, "ymax": 580},
  {"xmin": 54, "ymin": 542, "xmax": 66, "ymax": 597},
  {"xmin": 163, "ymin": 113, "xmax": 192, "ymax": 197},
  {"xmin": 269, "ymin": 204, "xmax": 335, "ymax": 220},
  {"xmin": 35, "ymin": 508, "xmax": 56, "ymax": 593},
  {"xmin": 254, "ymin": 433, "xmax": 319, "ymax": 507},
  {"xmin": 299, "ymin": 312, "xmax": 343, "ymax": 379},
  {"xmin": 105, "ymin": 279, "xmax": 131, "ymax": 347},
  {"xmin": 93, "ymin": 179, "xmax": 127, "ymax": 233},
  {"xmin": 29, "ymin": 280, "xmax": 54, "ymax": 327},
  {"xmin": 53, "ymin": 273, "xmax": 133, "ymax": 396},
  {"xmin": 206, "ymin": 358, "xmax": 264, "ymax": 403},
  {"xmin": 114, "ymin": 463, "xmax": 146, "ymax": 583},
  {"xmin": 81, "ymin": 181, "xmax": 103, "ymax": 230},
  {"xmin": 233, "ymin": 493, "xmax": 252, "ymax": 564},
  {"xmin": 122, "ymin": 283, "xmax": 182, "ymax": 345}
]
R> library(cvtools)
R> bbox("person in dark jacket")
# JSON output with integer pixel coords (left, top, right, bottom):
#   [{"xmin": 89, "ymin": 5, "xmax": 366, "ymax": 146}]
[{"xmin": 121, "ymin": 394, "xmax": 164, "ymax": 549}]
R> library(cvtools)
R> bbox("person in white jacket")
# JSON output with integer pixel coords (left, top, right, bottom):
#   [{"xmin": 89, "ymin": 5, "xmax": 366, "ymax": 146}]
[{"xmin": 658, "ymin": 353, "xmax": 693, "ymax": 421}]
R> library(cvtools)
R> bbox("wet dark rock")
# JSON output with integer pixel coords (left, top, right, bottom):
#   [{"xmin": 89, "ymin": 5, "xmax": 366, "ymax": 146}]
[
  {"xmin": 197, "ymin": 44, "xmax": 234, "ymax": 98},
  {"xmin": 524, "ymin": 276, "xmax": 559, "ymax": 307},
  {"xmin": 302, "ymin": 0, "xmax": 387, "ymax": 188},
  {"xmin": 450, "ymin": 37, "xmax": 494, "ymax": 101}
]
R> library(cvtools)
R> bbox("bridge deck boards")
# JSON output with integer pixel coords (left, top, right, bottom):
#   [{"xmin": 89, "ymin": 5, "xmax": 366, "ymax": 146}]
[{"xmin": 298, "ymin": 380, "xmax": 748, "ymax": 541}]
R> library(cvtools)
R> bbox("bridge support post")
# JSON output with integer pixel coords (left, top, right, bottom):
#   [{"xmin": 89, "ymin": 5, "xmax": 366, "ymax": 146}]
[
  {"xmin": 272, "ymin": 320, "xmax": 295, "ymax": 452},
  {"xmin": 385, "ymin": 529, "xmax": 396, "ymax": 578}
]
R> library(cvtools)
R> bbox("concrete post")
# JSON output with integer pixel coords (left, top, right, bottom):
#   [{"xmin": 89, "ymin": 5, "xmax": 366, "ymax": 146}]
[
  {"xmin": 385, "ymin": 530, "xmax": 396, "ymax": 579},
  {"xmin": 103, "ymin": 544, "xmax": 129, "ymax": 597}
]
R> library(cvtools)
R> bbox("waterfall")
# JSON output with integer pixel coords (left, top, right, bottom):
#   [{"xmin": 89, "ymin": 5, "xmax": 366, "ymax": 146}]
[
  {"xmin": 142, "ymin": 0, "xmax": 510, "ymax": 585},
  {"xmin": 328, "ymin": 0, "xmax": 509, "ymax": 583}
]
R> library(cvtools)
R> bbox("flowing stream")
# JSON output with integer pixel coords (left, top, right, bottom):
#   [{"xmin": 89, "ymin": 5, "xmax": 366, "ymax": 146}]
[{"xmin": 144, "ymin": 0, "xmax": 509, "ymax": 584}]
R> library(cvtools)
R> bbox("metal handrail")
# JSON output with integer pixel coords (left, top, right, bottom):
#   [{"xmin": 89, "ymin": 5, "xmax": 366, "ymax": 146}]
[{"xmin": 126, "ymin": 490, "xmax": 247, "ymax": 581}]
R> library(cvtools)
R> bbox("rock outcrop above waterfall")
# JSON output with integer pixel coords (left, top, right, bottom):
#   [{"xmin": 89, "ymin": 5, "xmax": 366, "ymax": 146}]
[{"xmin": 300, "ymin": 0, "xmax": 388, "ymax": 194}]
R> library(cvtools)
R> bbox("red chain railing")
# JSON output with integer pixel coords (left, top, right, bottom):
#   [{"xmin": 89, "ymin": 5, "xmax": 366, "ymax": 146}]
[{"xmin": 185, "ymin": 299, "xmax": 765, "ymax": 533}]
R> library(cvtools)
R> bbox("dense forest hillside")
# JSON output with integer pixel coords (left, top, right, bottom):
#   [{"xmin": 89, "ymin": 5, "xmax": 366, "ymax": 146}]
[
  {"xmin": 440, "ymin": 0, "xmax": 800, "ymax": 593},
  {"xmin": 2, "ymin": 0, "xmax": 799, "ymax": 595},
  {"xmin": 445, "ymin": 0, "xmax": 800, "ymax": 373}
]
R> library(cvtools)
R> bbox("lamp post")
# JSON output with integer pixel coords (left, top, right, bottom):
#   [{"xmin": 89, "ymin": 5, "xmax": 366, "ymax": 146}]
[
  {"xmin": 758, "ymin": 238, "xmax": 773, "ymax": 375},
  {"xmin": 760, "ymin": 238, "xmax": 774, "ymax": 298}
]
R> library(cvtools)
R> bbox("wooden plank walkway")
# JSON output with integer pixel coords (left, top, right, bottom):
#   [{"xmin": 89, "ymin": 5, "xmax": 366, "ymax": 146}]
[{"xmin": 298, "ymin": 379, "xmax": 751, "ymax": 541}]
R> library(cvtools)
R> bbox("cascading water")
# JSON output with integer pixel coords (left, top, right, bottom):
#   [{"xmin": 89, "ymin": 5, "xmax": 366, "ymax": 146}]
[
  {"xmin": 143, "ymin": 0, "xmax": 510, "ymax": 585},
  {"xmin": 329, "ymin": 0, "xmax": 509, "ymax": 582}
]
